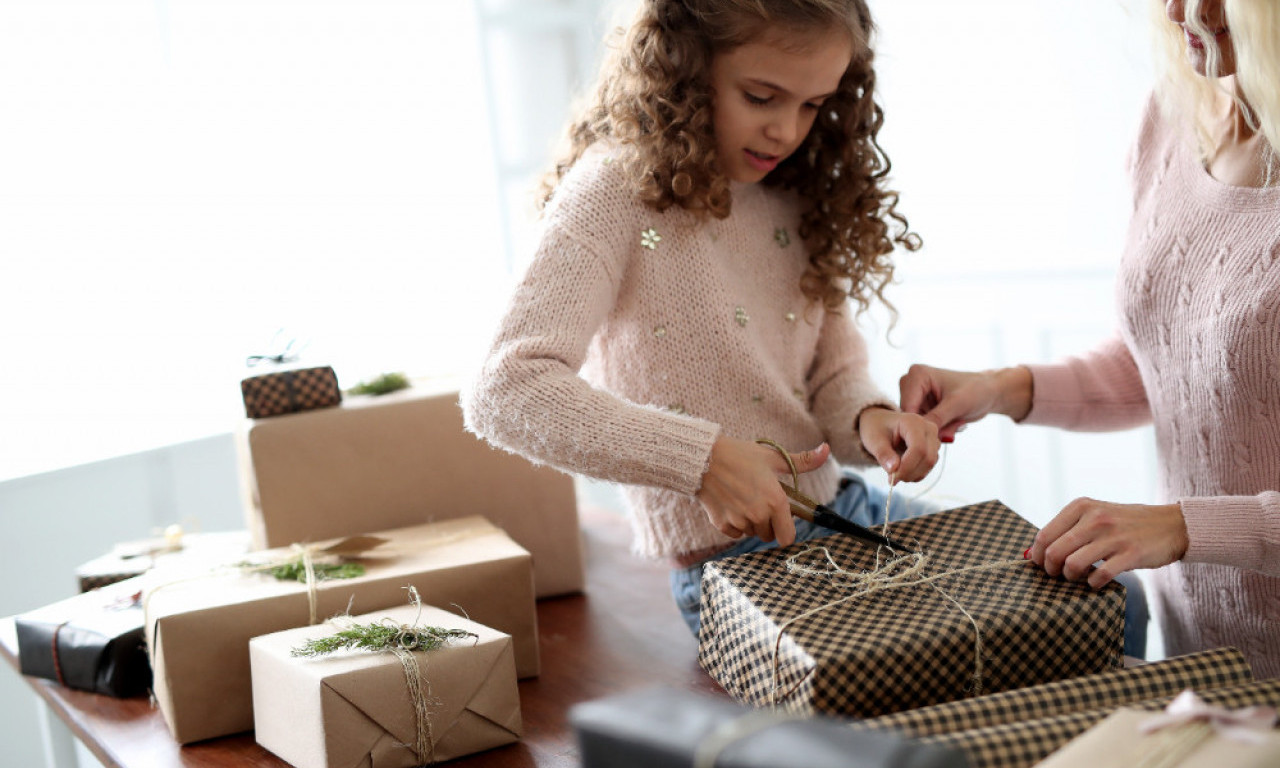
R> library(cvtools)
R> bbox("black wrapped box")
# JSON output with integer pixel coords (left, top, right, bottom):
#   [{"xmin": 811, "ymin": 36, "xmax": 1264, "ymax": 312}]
[
  {"xmin": 16, "ymin": 579, "xmax": 151, "ymax": 698},
  {"xmin": 571, "ymin": 687, "xmax": 970, "ymax": 768}
]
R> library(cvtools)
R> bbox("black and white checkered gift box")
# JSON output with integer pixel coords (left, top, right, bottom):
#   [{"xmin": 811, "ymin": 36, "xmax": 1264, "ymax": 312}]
[
  {"xmin": 854, "ymin": 646, "xmax": 1253, "ymax": 739},
  {"xmin": 240, "ymin": 365, "xmax": 342, "ymax": 419},
  {"xmin": 698, "ymin": 500, "xmax": 1125, "ymax": 718}
]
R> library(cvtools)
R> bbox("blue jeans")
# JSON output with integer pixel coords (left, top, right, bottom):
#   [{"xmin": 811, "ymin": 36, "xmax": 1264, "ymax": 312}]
[
  {"xmin": 670, "ymin": 471, "xmax": 939, "ymax": 635},
  {"xmin": 669, "ymin": 474, "xmax": 1150, "ymax": 659}
]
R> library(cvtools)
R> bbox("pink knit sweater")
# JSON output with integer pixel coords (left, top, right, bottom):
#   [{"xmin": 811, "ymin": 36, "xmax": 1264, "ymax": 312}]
[
  {"xmin": 1024, "ymin": 96, "xmax": 1280, "ymax": 679},
  {"xmin": 463, "ymin": 145, "xmax": 891, "ymax": 559}
]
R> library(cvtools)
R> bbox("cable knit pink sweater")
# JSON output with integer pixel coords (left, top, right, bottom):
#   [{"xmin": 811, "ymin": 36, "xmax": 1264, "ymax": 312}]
[
  {"xmin": 1024, "ymin": 97, "xmax": 1280, "ymax": 679},
  {"xmin": 463, "ymin": 145, "xmax": 891, "ymax": 559}
]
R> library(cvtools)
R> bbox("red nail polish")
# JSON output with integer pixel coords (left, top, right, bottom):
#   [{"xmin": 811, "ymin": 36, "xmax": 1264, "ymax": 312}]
[
  {"xmin": 941, "ymin": 435, "xmax": 955, "ymax": 444},
  {"xmin": 1022, "ymin": 547, "xmax": 1031, "ymax": 560}
]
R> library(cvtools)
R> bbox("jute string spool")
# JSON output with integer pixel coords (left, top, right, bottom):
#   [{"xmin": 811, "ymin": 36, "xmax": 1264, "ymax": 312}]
[{"xmin": 754, "ymin": 438, "xmax": 1027, "ymax": 707}]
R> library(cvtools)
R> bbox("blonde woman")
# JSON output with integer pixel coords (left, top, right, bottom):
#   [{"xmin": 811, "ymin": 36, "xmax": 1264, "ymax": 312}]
[{"xmin": 900, "ymin": 0, "xmax": 1280, "ymax": 675}]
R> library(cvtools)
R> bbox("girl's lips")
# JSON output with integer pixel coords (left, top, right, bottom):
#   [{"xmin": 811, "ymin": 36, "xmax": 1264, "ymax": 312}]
[{"xmin": 744, "ymin": 149, "xmax": 779, "ymax": 173}]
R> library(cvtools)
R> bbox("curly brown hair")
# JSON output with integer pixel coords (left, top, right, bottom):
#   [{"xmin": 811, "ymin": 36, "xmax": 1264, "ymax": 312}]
[{"xmin": 539, "ymin": 0, "xmax": 920, "ymax": 314}]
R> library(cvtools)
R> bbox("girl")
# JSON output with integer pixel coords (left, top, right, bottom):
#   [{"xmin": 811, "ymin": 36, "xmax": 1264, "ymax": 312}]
[
  {"xmin": 464, "ymin": 0, "xmax": 940, "ymax": 634},
  {"xmin": 899, "ymin": 0, "xmax": 1280, "ymax": 674}
]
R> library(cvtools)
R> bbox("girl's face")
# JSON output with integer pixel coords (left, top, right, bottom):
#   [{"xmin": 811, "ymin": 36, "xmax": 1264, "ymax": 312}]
[
  {"xmin": 709, "ymin": 27, "xmax": 854, "ymax": 183},
  {"xmin": 1166, "ymin": 0, "xmax": 1237, "ymax": 77}
]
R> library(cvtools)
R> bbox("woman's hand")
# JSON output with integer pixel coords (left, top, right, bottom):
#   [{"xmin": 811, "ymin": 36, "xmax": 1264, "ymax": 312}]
[
  {"xmin": 1028, "ymin": 498, "xmax": 1189, "ymax": 589},
  {"xmin": 898, "ymin": 364, "xmax": 1034, "ymax": 441},
  {"xmin": 857, "ymin": 407, "xmax": 940, "ymax": 483},
  {"xmin": 696, "ymin": 437, "xmax": 830, "ymax": 546}
]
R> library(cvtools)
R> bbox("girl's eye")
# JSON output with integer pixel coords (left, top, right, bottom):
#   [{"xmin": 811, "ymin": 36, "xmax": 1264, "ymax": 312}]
[
  {"xmin": 803, "ymin": 102, "xmax": 821, "ymax": 111},
  {"xmin": 744, "ymin": 92, "xmax": 770, "ymax": 106}
]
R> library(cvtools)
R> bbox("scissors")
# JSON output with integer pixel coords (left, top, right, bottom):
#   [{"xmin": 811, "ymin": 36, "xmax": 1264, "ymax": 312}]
[
  {"xmin": 782, "ymin": 483, "xmax": 909, "ymax": 552},
  {"xmin": 755, "ymin": 438, "xmax": 911, "ymax": 552}
]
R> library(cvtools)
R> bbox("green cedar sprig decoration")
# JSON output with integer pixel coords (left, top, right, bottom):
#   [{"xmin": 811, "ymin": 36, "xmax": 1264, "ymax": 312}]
[
  {"xmin": 346, "ymin": 372, "xmax": 410, "ymax": 396},
  {"xmin": 291, "ymin": 621, "xmax": 476, "ymax": 658},
  {"xmin": 268, "ymin": 560, "xmax": 366, "ymax": 583}
]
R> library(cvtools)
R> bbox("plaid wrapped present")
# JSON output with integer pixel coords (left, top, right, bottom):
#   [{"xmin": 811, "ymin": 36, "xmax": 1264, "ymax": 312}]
[
  {"xmin": 698, "ymin": 500, "xmax": 1125, "ymax": 718},
  {"xmin": 853, "ymin": 646, "xmax": 1253, "ymax": 738},
  {"xmin": 241, "ymin": 365, "xmax": 342, "ymax": 419},
  {"xmin": 925, "ymin": 678, "xmax": 1280, "ymax": 768}
]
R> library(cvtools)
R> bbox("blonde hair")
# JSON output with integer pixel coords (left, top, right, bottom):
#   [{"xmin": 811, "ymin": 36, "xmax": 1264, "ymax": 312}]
[
  {"xmin": 539, "ymin": 0, "xmax": 920, "ymax": 314},
  {"xmin": 1150, "ymin": 0, "xmax": 1280, "ymax": 177}
]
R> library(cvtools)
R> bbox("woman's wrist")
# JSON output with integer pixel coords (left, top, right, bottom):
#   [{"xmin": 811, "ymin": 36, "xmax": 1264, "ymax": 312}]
[{"xmin": 993, "ymin": 366, "xmax": 1034, "ymax": 422}]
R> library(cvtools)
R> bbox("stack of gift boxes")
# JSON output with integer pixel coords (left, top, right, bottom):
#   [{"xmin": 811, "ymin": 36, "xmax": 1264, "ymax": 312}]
[{"xmin": 15, "ymin": 377, "xmax": 585, "ymax": 766}]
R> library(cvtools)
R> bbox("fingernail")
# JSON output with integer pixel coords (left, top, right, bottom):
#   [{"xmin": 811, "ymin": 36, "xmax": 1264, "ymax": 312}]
[
  {"xmin": 1022, "ymin": 547, "xmax": 1031, "ymax": 560},
  {"xmin": 941, "ymin": 435, "xmax": 954, "ymax": 444}
]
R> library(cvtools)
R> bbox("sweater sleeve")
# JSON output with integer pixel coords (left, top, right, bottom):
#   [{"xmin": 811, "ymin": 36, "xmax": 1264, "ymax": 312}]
[
  {"xmin": 462, "ymin": 222, "xmax": 720, "ymax": 497},
  {"xmin": 1021, "ymin": 333, "xmax": 1153, "ymax": 431},
  {"xmin": 806, "ymin": 307, "xmax": 894, "ymax": 466},
  {"xmin": 1180, "ymin": 492, "xmax": 1280, "ymax": 576}
]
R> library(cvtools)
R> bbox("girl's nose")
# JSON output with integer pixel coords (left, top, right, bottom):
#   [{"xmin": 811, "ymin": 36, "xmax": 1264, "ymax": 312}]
[
  {"xmin": 766, "ymin": 112, "xmax": 800, "ymax": 146},
  {"xmin": 1166, "ymin": 0, "xmax": 1184, "ymax": 24}
]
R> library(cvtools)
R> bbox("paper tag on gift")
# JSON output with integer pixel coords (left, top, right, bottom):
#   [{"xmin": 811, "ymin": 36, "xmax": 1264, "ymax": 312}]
[{"xmin": 320, "ymin": 535, "xmax": 389, "ymax": 557}]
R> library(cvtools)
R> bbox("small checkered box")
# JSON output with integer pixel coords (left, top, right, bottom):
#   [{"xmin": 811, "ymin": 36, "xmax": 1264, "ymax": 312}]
[
  {"xmin": 698, "ymin": 500, "xmax": 1125, "ymax": 719},
  {"xmin": 241, "ymin": 365, "xmax": 342, "ymax": 419}
]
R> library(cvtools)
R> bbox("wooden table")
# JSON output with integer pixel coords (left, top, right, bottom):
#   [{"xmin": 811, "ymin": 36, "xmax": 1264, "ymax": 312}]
[{"xmin": 1, "ymin": 507, "xmax": 726, "ymax": 767}]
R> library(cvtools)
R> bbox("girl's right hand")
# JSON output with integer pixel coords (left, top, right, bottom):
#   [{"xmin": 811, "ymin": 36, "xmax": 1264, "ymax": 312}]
[
  {"xmin": 898, "ymin": 364, "xmax": 1034, "ymax": 441},
  {"xmin": 695, "ymin": 437, "xmax": 831, "ymax": 547}
]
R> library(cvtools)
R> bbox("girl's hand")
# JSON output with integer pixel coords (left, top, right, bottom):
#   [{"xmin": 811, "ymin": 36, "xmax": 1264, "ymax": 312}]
[
  {"xmin": 898, "ymin": 364, "xmax": 1033, "ymax": 442},
  {"xmin": 857, "ymin": 407, "xmax": 940, "ymax": 483},
  {"xmin": 1028, "ymin": 499, "xmax": 1189, "ymax": 590},
  {"xmin": 696, "ymin": 437, "xmax": 830, "ymax": 546}
]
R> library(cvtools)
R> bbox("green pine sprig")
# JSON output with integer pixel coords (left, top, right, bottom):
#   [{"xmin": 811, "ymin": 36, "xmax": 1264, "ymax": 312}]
[
  {"xmin": 346, "ymin": 372, "xmax": 410, "ymax": 396},
  {"xmin": 268, "ymin": 560, "xmax": 366, "ymax": 583},
  {"xmin": 291, "ymin": 622, "xmax": 477, "ymax": 658}
]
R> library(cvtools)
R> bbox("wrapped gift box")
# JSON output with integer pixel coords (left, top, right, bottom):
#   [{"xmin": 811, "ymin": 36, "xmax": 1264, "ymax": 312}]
[
  {"xmin": 251, "ymin": 603, "xmax": 521, "ymax": 768},
  {"xmin": 571, "ymin": 686, "xmax": 969, "ymax": 768},
  {"xmin": 926, "ymin": 678, "xmax": 1280, "ymax": 768},
  {"xmin": 76, "ymin": 531, "xmax": 251, "ymax": 592},
  {"xmin": 855, "ymin": 646, "xmax": 1254, "ymax": 739},
  {"xmin": 698, "ymin": 500, "xmax": 1125, "ymax": 718},
  {"xmin": 144, "ymin": 516, "xmax": 537, "ymax": 744},
  {"xmin": 237, "ymin": 382, "xmax": 584, "ymax": 598},
  {"xmin": 241, "ymin": 365, "xmax": 342, "ymax": 419},
  {"xmin": 16, "ymin": 578, "xmax": 151, "ymax": 697},
  {"xmin": 1034, "ymin": 701, "xmax": 1280, "ymax": 768}
]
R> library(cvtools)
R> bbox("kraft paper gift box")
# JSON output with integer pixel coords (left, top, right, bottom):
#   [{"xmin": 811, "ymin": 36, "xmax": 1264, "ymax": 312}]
[
  {"xmin": 144, "ymin": 516, "xmax": 537, "ymax": 744},
  {"xmin": 251, "ymin": 603, "xmax": 521, "ymax": 768},
  {"xmin": 15, "ymin": 578, "xmax": 151, "ymax": 698},
  {"xmin": 237, "ymin": 381, "xmax": 584, "ymax": 598},
  {"xmin": 698, "ymin": 500, "xmax": 1125, "ymax": 718},
  {"xmin": 925, "ymin": 678, "xmax": 1280, "ymax": 768},
  {"xmin": 571, "ymin": 686, "xmax": 971, "ymax": 768},
  {"xmin": 1033, "ymin": 695, "xmax": 1280, "ymax": 768}
]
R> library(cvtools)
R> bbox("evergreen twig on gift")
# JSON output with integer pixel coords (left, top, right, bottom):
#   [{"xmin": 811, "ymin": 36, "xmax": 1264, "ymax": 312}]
[
  {"xmin": 346, "ymin": 372, "xmax": 410, "ymax": 396},
  {"xmin": 268, "ymin": 560, "xmax": 366, "ymax": 583},
  {"xmin": 291, "ymin": 618, "xmax": 476, "ymax": 657}
]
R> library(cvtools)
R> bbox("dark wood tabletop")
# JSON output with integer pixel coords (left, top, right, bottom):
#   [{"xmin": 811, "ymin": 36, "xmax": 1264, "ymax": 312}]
[{"xmin": 1, "ymin": 506, "xmax": 726, "ymax": 768}]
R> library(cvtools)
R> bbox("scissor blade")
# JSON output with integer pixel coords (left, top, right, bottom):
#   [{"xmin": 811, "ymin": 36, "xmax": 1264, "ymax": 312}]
[{"xmin": 810, "ymin": 505, "xmax": 910, "ymax": 552}]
